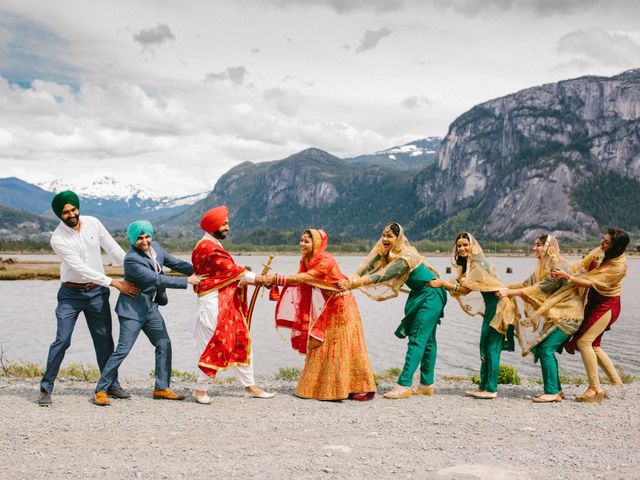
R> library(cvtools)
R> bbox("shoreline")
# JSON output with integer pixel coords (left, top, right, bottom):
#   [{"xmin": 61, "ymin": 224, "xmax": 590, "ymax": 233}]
[
  {"xmin": 4, "ymin": 251, "xmax": 639, "ymax": 281},
  {"xmin": 2, "ymin": 375, "xmax": 638, "ymax": 479}
]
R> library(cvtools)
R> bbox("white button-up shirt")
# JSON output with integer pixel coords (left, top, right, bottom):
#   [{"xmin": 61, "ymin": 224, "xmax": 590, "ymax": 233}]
[{"xmin": 50, "ymin": 215, "xmax": 126, "ymax": 287}]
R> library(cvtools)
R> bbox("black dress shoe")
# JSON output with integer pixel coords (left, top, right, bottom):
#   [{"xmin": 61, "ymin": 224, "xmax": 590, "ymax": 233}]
[
  {"xmin": 37, "ymin": 389, "xmax": 52, "ymax": 407},
  {"xmin": 107, "ymin": 387, "xmax": 132, "ymax": 399}
]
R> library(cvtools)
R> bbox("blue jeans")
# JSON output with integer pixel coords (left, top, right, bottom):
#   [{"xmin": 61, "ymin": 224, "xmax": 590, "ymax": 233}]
[
  {"xmin": 96, "ymin": 310, "xmax": 172, "ymax": 392},
  {"xmin": 40, "ymin": 285, "xmax": 120, "ymax": 394}
]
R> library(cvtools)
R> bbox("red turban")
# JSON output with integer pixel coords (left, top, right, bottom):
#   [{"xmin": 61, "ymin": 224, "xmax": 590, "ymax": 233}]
[{"xmin": 200, "ymin": 205, "xmax": 229, "ymax": 233}]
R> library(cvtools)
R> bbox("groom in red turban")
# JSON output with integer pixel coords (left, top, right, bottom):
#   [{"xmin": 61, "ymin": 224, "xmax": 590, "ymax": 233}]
[{"xmin": 188, "ymin": 205, "xmax": 275, "ymax": 404}]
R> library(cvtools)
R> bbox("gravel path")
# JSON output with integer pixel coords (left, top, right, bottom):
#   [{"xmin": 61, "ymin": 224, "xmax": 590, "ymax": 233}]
[{"xmin": 1, "ymin": 376, "xmax": 637, "ymax": 479}]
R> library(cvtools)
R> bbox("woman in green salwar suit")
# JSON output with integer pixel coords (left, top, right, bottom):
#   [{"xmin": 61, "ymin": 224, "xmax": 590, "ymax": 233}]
[
  {"xmin": 428, "ymin": 232, "xmax": 518, "ymax": 399},
  {"xmin": 497, "ymin": 234, "xmax": 583, "ymax": 403},
  {"xmin": 338, "ymin": 222, "xmax": 447, "ymax": 399}
]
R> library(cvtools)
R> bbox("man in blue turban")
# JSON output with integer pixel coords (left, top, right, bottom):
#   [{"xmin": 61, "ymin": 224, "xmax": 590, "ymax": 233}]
[
  {"xmin": 38, "ymin": 191, "xmax": 140, "ymax": 406},
  {"xmin": 92, "ymin": 220, "xmax": 207, "ymax": 406}
]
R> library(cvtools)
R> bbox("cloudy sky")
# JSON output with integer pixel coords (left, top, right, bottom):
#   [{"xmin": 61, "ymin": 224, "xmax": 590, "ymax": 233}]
[{"xmin": 1, "ymin": 0, "xmax": 639, "ymax": 197}]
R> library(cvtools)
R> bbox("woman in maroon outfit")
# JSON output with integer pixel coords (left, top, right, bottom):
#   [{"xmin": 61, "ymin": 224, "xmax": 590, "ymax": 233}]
[{"xmin": 551, "ymin": 228, "xmax": 629, "ymax": 403}]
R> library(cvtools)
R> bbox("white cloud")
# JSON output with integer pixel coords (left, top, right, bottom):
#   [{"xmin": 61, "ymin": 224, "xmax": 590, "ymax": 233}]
[
  {"xmin": 432, "ymin": 0, "xmax": 601, "ymax": 17},
  {"xmin": 557, "ymin": 28, "xmax": 640, "ymax": 68},
  {"xmin": 265, "ymin": 0, "xmax": 406, "ymax": 14},
  {"xmin": 356, "ymin": 28, "xmax": 392, "ymax": 53},
  {"xmin": 204, "ymin": 66, "xmax": 247, "ymax": 86},
  {"xmin": 401, "ymin": 95, "xmax": 435, "ymax": 110},
  {"xmin": 263, "ymin": 87, "xmax": 305, "ymax": 116},
  {"xmin": 132, "ymin": 23, "xmax": 175, "ymax": 48}
]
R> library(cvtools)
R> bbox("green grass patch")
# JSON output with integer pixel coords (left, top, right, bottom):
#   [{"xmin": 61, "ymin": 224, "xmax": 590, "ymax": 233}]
[
  {"xmin": 150, "ymin": 369, "xmax": 198, "ymax": 382},
  {"xmin": 613, "ymin": 365, "xmax": 636, "ymax": 385},
  {"xmin": 275, "ymin": 367, "xmax": 301, "ymax": 381},
  {"xmin": 373, "ymin": 367, "xmax": 402, "ymax": 384},
  {"xmin": 0, "ymin": 359, "xmax": 99, "ymax": 381},
  {"xmin": 470, "ymin": 364, "xmax": 521, "ymax": 385},
  {"xmin": 559, "ymin": 371, "xmax": 585, "ymax": 386},
  {"xmin": 441, "ymin": 374, "xmax": 469, "ymax": 382}
]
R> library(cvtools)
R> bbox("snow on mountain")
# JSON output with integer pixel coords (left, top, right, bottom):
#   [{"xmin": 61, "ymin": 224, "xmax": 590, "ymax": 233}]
[
  {"xmin": 376, "ymin": 136, "xmax": 440, "ymax": 160},
  {"xmin": 38, "ymin": 177, "xmax": 158, "ymax": 201},
  {"xmin": 37, "ymin": 176, "xmax": 208, "ymax": 205}
]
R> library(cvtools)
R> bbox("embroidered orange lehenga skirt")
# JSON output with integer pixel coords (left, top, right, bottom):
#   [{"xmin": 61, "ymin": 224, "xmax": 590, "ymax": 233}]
[{"xmin": 295, "ymin": 292, "xmax": 376, "ymax": 400}]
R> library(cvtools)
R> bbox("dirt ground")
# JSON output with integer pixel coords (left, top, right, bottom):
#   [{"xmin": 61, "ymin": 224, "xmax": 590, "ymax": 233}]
[{"xmin": 0, "ymin": 376, "xmax": 637, "ymax": 479}]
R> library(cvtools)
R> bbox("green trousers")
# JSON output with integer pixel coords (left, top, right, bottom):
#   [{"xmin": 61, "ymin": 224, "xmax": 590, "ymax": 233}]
[
  {"xmin": 397, "ymin": 308, "xmax": 439, "ymax": 386},
  {"xmin": 479, "ymin": 316, "xmax": 504, "ymax": 393},
  {"xmin": 395, "ymin": 264, "xmax": 446, "ymax": 387},
  {"xmin": 531, "ymin": 328, "xmax": 570, "ymax": 394},
  {"xmin": 478, "ymin": 293, "xmax": 514, "ymax": 393}
]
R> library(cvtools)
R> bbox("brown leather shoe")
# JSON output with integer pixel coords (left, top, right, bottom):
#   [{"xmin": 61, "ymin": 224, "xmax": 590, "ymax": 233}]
[
  {"xmin": 153, "ymin": 388, "xmax": 185, "ymax": 400},
  {"xmin": 37, "ymin": 389, "xmax": 52, "ymax": 407},
  {"xmin": 93, "ymin": 390, "xmax": 111, "ymax": 406}
]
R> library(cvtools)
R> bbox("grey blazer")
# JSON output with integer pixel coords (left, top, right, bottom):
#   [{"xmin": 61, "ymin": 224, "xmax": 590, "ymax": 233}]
[{"xmin": 115, "ymin": 241, "xmax": 193, "ymax": 321}]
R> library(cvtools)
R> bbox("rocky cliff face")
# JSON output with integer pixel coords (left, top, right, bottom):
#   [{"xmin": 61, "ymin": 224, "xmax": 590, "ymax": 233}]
[
  {"xmin": 162, "ymin": 148, "xmax": 421, "ymax": 238},
  {"xmin": 419, "ymin": 69, "xmax": 640, "ymax": 241}
]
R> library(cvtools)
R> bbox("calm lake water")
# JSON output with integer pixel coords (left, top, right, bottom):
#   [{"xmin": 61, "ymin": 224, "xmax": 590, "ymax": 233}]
[{"xmin": 1, "ymin": 254, "xmax": 638, "ymax": 381}]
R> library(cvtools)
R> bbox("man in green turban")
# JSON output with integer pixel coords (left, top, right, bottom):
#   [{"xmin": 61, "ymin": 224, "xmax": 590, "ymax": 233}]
[
  {"xmin": 51, "ymin": 190, "xmax": 80, "ymax": 220},
  {"xmin": 38, "ymin": 191, "xmax": 140, "ymax": 406}
]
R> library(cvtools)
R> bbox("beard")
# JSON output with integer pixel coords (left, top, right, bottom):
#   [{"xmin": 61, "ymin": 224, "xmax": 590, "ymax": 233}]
[
  {"xmin": 213, "ymin": 229, "xmax": 227, "ymax": 240},
  {"xmin": 63, "ymin": 214, "xmax": 80, "ymax": 228}
]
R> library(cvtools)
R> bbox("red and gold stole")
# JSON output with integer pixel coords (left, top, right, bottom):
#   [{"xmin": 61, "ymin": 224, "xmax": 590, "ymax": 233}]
[
  {"xmin": 193, "ymin": 237, "xmax": 251, "ymax": 378},
  {"xmin": 275, "ymin": 229, "xmax": 346, "ymax": 354}
]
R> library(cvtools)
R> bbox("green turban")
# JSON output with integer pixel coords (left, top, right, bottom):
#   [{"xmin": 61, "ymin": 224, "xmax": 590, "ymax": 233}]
[
  {"xmin": 51, "ymin": 190, "xmax": 80, "ymax": 218},
  {"xmin": 127, "ymin": 220, "xmax": 154, "ymax": 245}
]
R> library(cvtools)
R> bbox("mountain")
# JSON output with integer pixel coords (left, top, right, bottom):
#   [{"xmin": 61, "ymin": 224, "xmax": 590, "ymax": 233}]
[
  {"xmin": 0, "ymin": 177, "xmax": 54, "ymax": 217},
  {"xmin": 0, "ymin": 204, "xmax": 58, "ymax": 241},
  {"xmin": 345, "ymin": 137, "xmax": 440, "ymax": 170},
  {"xmin": 161, "ymin": 148, "xmax": 424, "ymax": 239},
  {"xmin": 163, "ymin": 70, "xmax": 640, "ymax": 242},
  {"xmin": 412, "ymin": 69, "xmax": 640, "ymax": 241},
  {"xmin": 0, "ymin": 177, "xmax": 207, "ymax": 230}
]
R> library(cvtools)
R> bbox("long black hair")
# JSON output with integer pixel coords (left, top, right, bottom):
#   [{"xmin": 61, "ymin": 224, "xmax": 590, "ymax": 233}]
[
  {"xmin": 604, "ymin": 228, "xmax": 630, "ymax": 261},
  {"xmin": 383, "ymin": 222, "xmax": 401, "ymax": 237},
  {"xmin": 454, "ymin": 232, "xmax": 471, "ymax": 274}
]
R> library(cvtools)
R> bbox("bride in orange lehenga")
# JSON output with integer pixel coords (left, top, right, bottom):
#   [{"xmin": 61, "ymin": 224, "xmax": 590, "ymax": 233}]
[{"xmin": 267, "ymin": 229, "xmax": 376, "ymax": 401}]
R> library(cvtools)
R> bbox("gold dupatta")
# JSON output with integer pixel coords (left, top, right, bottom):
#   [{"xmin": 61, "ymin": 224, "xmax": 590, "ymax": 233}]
[
  {"xmin": 354, "ymin": 223, "xmax": 439, "ymax": 301},
  {"xmin": 514, "ymin": 235, "xmax": 584, "ymax": 355},
  {"xmin": 451, "ymin": 233, "xmax": 519, "ymax": 335},
  {"xmin": 572, "ymin": 247, "xmax": 627, "ymax": 297}
]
